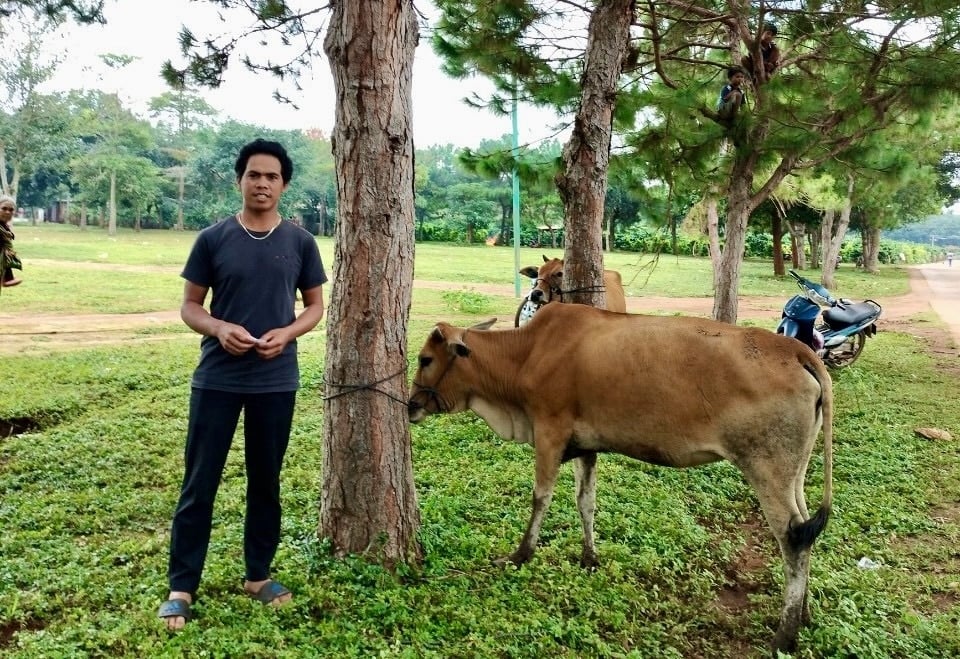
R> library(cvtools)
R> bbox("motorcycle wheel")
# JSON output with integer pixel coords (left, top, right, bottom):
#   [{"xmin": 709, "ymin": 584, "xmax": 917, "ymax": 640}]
[
  {"xmin": 823, "ymin": 331, "xmax": 866, "ymax": 368},
  {"xmin": 515, "ymin": 299, "xmax": 539, "ymax": 327}
]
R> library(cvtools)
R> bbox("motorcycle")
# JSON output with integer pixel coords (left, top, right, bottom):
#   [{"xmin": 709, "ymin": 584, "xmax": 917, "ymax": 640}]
[
  {"xmin": 514, "ymin": 266, "xmax": 541, "ymax": 327},
  {"xmin": 777, "ymin": 270, "xmax": 882, "ymax": 368}
]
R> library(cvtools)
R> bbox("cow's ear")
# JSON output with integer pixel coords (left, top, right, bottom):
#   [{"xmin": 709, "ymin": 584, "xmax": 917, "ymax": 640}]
[
  {"xmin": 470, "ymin": 318, "xmax": 497, "ymax": 331},
  {"xmin": 542, "ymin": 254, "xmax": 549, "ymax": 263},
  {"xmin": 447, "ymin": 335, "xmax": 471, "ymax": 358},
  {"xmin": 519, "ymin": 266, "xmax": 538, "ymax": 279},
  {"xmin": 430, "ymin": 326, "xmax": 445, "ymax": 343}
]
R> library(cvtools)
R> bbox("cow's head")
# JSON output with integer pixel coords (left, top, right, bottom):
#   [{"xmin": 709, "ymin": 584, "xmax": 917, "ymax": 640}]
[
  {"xmin": 408, "ymin": 318, "xmax": 496, "ymax": 423},
  {"xmin": 529, "ymin": 255, "xmax": 564, "ymax": 305}
]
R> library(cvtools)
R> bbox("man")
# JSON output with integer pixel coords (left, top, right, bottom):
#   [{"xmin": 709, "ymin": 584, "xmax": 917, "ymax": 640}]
[{"xmin": 158, "ymin": 138, "xmax": 327, "ymax": 630}]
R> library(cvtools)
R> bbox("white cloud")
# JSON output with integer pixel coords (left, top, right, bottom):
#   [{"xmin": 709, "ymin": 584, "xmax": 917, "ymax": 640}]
[{"xmin": 35, "ymin": 0, "xmax": 565, "ymax": 148}]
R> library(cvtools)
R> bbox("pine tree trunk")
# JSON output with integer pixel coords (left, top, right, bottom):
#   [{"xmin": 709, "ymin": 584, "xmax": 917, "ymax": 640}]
[
  {"xmin": 788, "ymin": 221, "xmax": 807, "ymax": 270},
  {"xmin": 321, "ymin": 0, "xmax": 422, "ymax": 564},
  {"xmin": 555, "ymin": 0, "xmax": 632, "ymax": 307},
  {"xmin": 705, "ymin": 194, "xmax": 721, "ymax": 289},
  {"xmin": 712, "ymin": 173, "xmax": 752, "ymax": 324},
  {"xmin": 772, "ymin": 206, "xmax": 785, "ymax": 276},
  {"xmin": 821, "ymin": 176, "xmax": 854, "ymax": 289},
  {"xmin": 862, "ymin": 226, "xmax": 882, "ymax": 273},
  {"xmin": 809, "ymin": 230, "xmax": 821, "ymax": 269}
]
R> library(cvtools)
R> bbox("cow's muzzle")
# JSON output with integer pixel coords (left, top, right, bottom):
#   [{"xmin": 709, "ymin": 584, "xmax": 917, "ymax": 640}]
[
  {"xmin": 407, "ymin": 398, "xmax": 427, "ymax": 423},
  {"xmin": 408, "ymin": 384, "xmax": 444, "ymax": 422}
]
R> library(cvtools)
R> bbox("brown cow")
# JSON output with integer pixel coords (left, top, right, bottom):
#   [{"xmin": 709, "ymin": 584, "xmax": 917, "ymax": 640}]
[
  {"xmin": 408, "ymin": 303, "xmax": 833, "ymax": 654},
  {"xmin": 529, "ymin": 255, "xmax": 626, "ymax": 313}
]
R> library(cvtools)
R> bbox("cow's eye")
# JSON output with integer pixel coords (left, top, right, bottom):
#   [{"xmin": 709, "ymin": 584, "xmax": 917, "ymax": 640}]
[{"xmin": 419, "ymin": 356, "xmax": 433, "ymax": 369}]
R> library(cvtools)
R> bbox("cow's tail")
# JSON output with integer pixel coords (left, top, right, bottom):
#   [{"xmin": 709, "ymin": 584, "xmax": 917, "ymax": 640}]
[{"xmin": 788, "ymin": 356, "xmax": 834, "ymax": 550}]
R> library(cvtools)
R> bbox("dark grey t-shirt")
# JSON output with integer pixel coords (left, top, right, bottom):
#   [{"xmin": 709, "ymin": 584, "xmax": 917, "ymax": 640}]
[{"xmin": 182, "ymin": 217, "xmax": 327, "ymax": 393}]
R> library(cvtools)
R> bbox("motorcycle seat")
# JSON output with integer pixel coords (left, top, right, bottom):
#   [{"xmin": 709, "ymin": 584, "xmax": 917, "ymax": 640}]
[{"xmin": 822, "ymin": 302, "xmax": 878, "ymax": 330}]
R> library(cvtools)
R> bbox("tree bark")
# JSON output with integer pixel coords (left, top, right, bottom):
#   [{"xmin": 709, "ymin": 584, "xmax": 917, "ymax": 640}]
[
  {"xmin": 862, "ymin": 225, "xmax": 882, "ymax": 273},
  {"xmin": 712, "ymin": 171, "xmax": 752, "ymax": 323},
  {"xmin": 705, "ymin": 194, "xmax": 721, "ymax": 290},
  {"xmin": 808, "ymin": 229, "xmax": 821, "ymax": 269},
  {"xmin": 788, "ymin": 220, "xmax": 807, "ymax": 270},
  {"xmin": 772, "ymin": 204, "xmax": 785, "ymax": 276},
  {"xmin": 321, "ymin": 0, "xmax": 422, "ymax": 565},
  {"xmin": 821, "ymin": 175, "xmax": 854, "ymax": 289},
  {"xmin": 556, "ymin": 0, "xmax": 633, "ymax": 308}
]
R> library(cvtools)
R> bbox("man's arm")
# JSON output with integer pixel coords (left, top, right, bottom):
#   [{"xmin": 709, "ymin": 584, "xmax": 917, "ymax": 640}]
[{"xmin": 287, "ymin": 284, "xmax": 325, "ymax": 339}]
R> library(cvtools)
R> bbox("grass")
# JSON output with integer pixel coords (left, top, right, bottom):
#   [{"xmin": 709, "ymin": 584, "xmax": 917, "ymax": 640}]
[
  {"xmin": 1, "ymin": 224, "xmax": 909, "ymax": 315},
  {"xmin": 1, "ymin": 225, "xmax": 957, "ymax": 657}
]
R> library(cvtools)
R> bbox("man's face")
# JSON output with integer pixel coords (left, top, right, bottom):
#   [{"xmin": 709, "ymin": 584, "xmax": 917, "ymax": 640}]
[
  {"xmin": 761, "ymin": 29, "xmax": 775, "ymax": 44},
  {"xmin": 730, "ymin": 72, "xmax": 745, "ymax": 87},
  {"xmin": 238, "ymin": 154, "xmax": 287, "ymax": 213}
]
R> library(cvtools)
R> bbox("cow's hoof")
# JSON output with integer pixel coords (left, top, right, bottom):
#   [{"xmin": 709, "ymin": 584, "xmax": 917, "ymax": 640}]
[
  {"xmin": 770, "ymin": 628, "xmax": 798, "ymax": 656},
  {"xmin": 493, "ymin": 550, "xmax": 532, "ymax": 568}
]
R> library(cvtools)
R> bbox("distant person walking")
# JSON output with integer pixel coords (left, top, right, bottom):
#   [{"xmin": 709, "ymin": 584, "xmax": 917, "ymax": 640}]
[
  {"xmin": 948, "ymin": 251, "xmax": 954, "ymax": 267},
  {"xmin": 0, "ymin": 194, "xmax": 23, "ymax": 288},
  {"xmin": 157, "ymin": 139, "xmax": 327, "ymax": 630}
]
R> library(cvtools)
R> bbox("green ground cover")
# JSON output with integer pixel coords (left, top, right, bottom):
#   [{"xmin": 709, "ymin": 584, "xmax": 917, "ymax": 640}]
[{"xmin": 0, "ymin": 226, "xmax": 956, "ymax": 657}]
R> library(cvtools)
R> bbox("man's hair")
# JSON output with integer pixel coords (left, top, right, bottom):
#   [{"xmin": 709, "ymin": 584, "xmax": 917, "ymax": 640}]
[
  {"xmin": 0, "ymin": 194, "xmax": 15, "ymax": 206},
  {"xmin": 727, "ymin": 66, "xmax": 745, "ymax": 80},
  {"xmin": 763, "ymin": 22, "xmax": 778, "ymax": 35},
  {"xmin": 235, "ymin": 139, "xmax": 294, "ymax": 184}
]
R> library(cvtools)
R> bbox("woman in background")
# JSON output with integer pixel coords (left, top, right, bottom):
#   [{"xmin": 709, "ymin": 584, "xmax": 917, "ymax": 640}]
[{"xmin": 0, "ymin": 194, "xmax": 23, "ymax": 287}]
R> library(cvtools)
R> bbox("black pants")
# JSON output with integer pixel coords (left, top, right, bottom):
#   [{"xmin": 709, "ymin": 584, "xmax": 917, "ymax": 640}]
[{"xmin": 167, "ymin": 388, "xmax": 296, "ymax": 594}]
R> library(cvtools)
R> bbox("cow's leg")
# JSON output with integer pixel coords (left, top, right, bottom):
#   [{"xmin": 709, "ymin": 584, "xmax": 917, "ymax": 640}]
[
  {"xmin": 739, "ymin": 461, "xmax": 811, "ymax": 655},
  {"xmin": 573, "ymin": 452, "xmax": 599, "ymax": 568},
  {"xmin": 498, "ymin": 438, "xmax": 565, "ymax": 567}
]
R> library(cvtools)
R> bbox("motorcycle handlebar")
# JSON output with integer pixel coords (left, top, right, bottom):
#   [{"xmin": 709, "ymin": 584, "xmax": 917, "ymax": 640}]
[{"xmin": 788, "ymin": 270, "xmax": 838, "ymax": 306}]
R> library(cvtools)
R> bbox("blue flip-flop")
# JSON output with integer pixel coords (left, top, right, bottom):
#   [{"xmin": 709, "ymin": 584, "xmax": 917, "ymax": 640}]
[
  {"xmin": 157, "ymin": 598, "xmax": 192, "ymax": 625},
  {"xmin": 248, "ymin": 579, "xmax": 291, "ymax": 604}
]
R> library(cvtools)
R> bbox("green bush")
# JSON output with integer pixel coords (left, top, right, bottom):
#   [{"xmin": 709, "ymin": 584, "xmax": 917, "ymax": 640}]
[{"xmin": 441, "ymin": 289, "xmax": 494, "ymax": 314}]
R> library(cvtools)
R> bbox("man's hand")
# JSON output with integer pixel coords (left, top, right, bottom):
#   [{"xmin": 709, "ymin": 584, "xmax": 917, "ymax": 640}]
[
  {"xmin": 216, "ymin": 323, "xmax": 260, "ymax": 356},
  {"xmin": 254, "ymin": 328, "xmax": 292, "ymax": 360}
]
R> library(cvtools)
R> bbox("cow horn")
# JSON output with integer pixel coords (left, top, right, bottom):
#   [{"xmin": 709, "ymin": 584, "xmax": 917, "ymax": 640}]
[{"xmin": 470, "ymin": 318, "xmax": 497, "ymax": 330}]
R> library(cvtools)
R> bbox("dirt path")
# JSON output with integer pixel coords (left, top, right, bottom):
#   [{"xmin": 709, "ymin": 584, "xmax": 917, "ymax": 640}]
[{"xmin": 0, "ymin": 265, "xmax": 956, "ymax": 356}]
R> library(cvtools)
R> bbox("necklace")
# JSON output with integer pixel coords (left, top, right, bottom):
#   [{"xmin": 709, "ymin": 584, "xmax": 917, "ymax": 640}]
[{"xmin": 235, "ymin": 213, "xmax": 282, "ymax": 240}]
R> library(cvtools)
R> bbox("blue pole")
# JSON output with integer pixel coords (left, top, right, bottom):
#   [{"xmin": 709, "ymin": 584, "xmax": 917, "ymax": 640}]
[{"xmin": 512, "ymin": 90, "xmax": 521, "ymax": 297}]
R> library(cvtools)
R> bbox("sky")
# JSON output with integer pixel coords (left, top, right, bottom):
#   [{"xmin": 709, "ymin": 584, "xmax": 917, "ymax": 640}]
[{"xmin": 32, "ymin": 0, "xmax": 566, "ymax": 149}]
